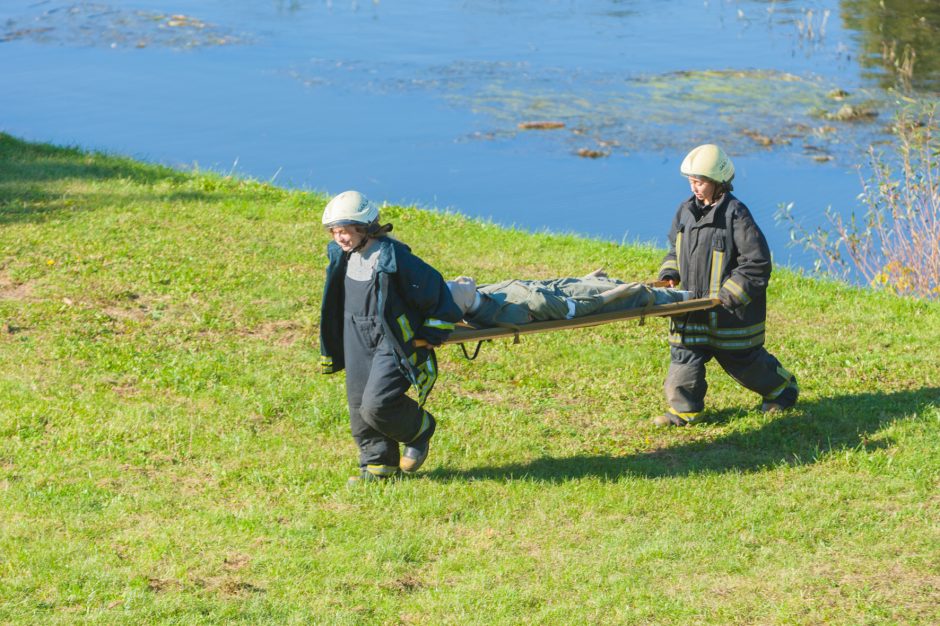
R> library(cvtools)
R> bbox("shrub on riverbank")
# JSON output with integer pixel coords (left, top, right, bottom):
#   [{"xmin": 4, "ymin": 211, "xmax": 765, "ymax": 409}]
[
  {"xmin": 1, "ymin": 134, "xmax": 938, "ymax": 624},
  {"xmin": 778, "ymin": 104, "xmax": 940, "ymax": 299}
]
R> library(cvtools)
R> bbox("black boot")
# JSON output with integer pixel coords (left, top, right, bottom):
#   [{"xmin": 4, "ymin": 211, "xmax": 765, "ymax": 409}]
[
  {"xmin": 762, "ymin": 378, "xmax": 799, "ymax": 413},
  {"xmin": 347, "ymin": 467, "xmax": 399, "ymax": 487}
]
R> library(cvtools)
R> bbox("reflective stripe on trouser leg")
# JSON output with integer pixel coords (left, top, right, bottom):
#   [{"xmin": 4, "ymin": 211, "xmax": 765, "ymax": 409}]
[
  {"xmin": 713, "ymin": 347, "xmax": 795, "ymax": 400},
  {"xmin": 364, "ymin": 464, "xmax": 400, "ymax": 477},
  {"xmin": 407, "ymin": 411, "xmax": 432, "ymax": 443},
  {"xmin": 665, "ymin": 345, "xmax": 711, "ymax": 417}
]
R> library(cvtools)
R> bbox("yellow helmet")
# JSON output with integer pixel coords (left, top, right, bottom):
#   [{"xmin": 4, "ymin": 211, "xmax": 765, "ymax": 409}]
[{"xmin": 680, "ymin": 144, "xmax": 735, "ymax": 184}]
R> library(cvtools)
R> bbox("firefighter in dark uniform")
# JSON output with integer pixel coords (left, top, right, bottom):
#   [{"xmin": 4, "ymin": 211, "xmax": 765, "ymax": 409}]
[
  {"xmin": 319, "ymin": 191, "xmax": 463, "ymax": 482},
  {"xmin": 654, "ymin": 145, "xmax": 799, "ymax": 426}
]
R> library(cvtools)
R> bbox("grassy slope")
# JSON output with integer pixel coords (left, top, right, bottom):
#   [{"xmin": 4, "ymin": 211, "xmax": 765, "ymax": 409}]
[{"xmin": 0, "ymin": 133, "xmax": 938, "ymax": 625}]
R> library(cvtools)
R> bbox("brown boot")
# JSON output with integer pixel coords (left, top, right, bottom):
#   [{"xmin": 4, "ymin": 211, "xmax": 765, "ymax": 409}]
[
  {"xmin": 401, "ymin": 414, "xmax": 436, "ymax": 473},
  {"xmin": 652, "ymin": 413, "xmax": 688, "ymax": 427}
]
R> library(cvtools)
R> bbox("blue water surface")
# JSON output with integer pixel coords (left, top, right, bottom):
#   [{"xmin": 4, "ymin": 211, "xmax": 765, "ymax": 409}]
[{"xmin": 1, "ymin": 0, "xmax": 928, "ymax": 270}]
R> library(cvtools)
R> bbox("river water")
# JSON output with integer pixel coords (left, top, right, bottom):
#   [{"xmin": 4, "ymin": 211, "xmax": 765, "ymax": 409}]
[{"xmin": 2, "ymin": 0, "xmax": 938, "ymax": 270}]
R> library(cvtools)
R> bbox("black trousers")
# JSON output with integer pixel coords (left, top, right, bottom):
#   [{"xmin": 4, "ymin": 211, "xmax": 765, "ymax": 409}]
[
  {"xmin": 665, "ymin": 344, "xmax": 795, "ymax": 417},
  {"xmin": 344, "ymin": 313, "xmax": 427, "ymax": 474}
]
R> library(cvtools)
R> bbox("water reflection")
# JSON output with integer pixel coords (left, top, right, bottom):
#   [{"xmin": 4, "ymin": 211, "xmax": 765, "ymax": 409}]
[{"xmin": 842, "ymin": 0, "xmax": 940, "ymax": 92}]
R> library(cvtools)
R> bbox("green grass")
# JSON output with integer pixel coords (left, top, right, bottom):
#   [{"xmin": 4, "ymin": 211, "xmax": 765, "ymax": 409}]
[{"xmin": 1, "ymin": 133, "xmax": 938, "ymax": 624}]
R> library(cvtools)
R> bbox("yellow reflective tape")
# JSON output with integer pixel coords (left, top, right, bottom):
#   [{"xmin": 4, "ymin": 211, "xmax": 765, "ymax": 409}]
[
  {"xmin": 668, "ymin": 407, "xmax": 700, "ymax": 419},
  {"xmin": 365, "ymin": 464, "xmax": 399, "ymax": 477},
  {"xmin": 709, "ymin": 250, "xmax": 724, "ymax": 297},
  {"xmin": 763, "ymin": 366, "xmax": 796, "ymax": 399},
  {"xmin": 396, "ymin": 314, "xmax": 414, "ymax": 342},
  {"xmin": 673, "ymin": 323, "xmax": 767, "ymax": 337},
  {"xmin": 723, "ymin": 277, "xmax": 751, "ymax": 304},
  {"xmin": 671, "ymin": 321, "xmax": 711, "ymax": 332},
  {"xmin": 660, "ymin": 260, "xmax": 679, "ymax": 273},
  {"xmin": 424, "ymin": 318, "xmax": 455, "ymax": 330},
  {"xmin": 711, "ymin": 323, "xmax": 765, "ymax": 337},
  {"xmin": 675, "ymin": 232, "xmax": 683, "ymax": 274},
  {"xmin": 669, "ymin": 333, "xmax": 766, "ymax": 350},
  {"xmin": 409, "ymin": 412, "xmax": 431, "ymax": 443},
  {"xmin": 412, "ymin": 359, "xmax": 438, "ymax": 405}
]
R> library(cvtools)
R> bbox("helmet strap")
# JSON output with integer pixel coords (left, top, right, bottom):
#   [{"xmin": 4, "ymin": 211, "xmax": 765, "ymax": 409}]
[{"xmin": 351, "ymin": 222, "xmax": 393, "ymax": 253}]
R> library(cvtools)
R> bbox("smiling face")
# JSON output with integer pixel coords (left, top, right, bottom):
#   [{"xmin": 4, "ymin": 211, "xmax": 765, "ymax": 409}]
[
  {"xmin": 329, "ymin": 225, "xmax": 367, "ymax": 252},
  {"xmin": 688, "ymin": 176, "xmax": 718, "ymax": 205}
]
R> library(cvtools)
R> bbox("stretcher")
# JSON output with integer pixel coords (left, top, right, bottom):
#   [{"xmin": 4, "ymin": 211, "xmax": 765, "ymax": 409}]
[{"xmin": 415, "ymin": 296, "xmax": 720, "ymax": 358}]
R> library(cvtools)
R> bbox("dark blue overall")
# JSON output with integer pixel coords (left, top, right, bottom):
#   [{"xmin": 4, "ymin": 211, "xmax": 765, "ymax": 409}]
[{"xmin": 343, "ymin": 269, "xmax": 430, "ymax": 476}]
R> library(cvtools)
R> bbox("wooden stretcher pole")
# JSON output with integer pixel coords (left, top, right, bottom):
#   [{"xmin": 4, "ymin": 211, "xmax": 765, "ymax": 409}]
[{"xmin": 413, "ymin": 297, "xmax": 719, "ymax": 348}]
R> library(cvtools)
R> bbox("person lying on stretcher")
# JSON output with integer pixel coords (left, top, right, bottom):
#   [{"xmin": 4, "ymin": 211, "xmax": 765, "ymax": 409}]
[{"xmin": 445, "ymin": 269, "xmax": 692, "ymax": 327}]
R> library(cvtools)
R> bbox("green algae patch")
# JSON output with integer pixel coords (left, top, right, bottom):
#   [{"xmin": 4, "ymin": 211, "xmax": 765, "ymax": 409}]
[
  {"xmin": 288, "ymin": 56, "xmax": 896, "ymax": 163},
  {"xmin": 0, "ymin": 2, "xmax": 247, "ymax": 49},
  {"xmin": 452, "ymin": 67, "xmax": 890, "ymax": 160}
]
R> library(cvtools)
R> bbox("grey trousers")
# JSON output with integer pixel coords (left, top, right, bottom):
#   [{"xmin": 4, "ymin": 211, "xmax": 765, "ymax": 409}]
[
  {"xmin": 665, "ymin": 344, "xmax": 796, "ymax": 417},
  {"xmin": 344, "ymin": 314, "xmax": 427, "ymax": 474}
]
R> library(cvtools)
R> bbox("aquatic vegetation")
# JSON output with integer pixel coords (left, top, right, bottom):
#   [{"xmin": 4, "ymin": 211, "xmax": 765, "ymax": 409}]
[
  {"xmin": 741, "ymin": 128, "xmax": 785, "ymax": 147},
  {"xmin": 518, "ymin": 121, "xmax": 566, "ymax": 130},
  {"xmin": 465, "ymin": 67, "xmax": 889, "ymax": 160},
  {"xmin": 575, "ymin": 148, "xmax": 608, "ymax": 159},
  {"xmin": 0, "ymin": 3, "xmax": 246, "ymax": 49},
  {"xmin": 826, "ymin": 104, "xmax": 879, "ymax": 122},
  {"xmin": 794, "ymin": 7, "xmax": 831, "ymax": 43},
  {"xmin": 290, "ymin": 60, "xmax": 892, "ymax": 163},
  {"xmin": 778, "ymin": 104, "xmax": 940, "ymax": 299}
]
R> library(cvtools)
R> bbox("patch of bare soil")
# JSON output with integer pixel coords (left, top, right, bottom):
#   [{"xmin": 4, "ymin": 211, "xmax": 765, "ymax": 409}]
[
  {"xmin": 196, "ymin": 575, "xmax": 266, "ymax": 597},
  {"xmin": 223, "ymin": 553, "xmax": 250, "ymax": 571},
  {"xmin": 147, "ymin": 577, "xmax": 181, "ymax": 593},
  {"xmin": 102, "ymin": 306, "xmax": 149, "ymax": 322},
  {"xmin": 382, "ymin": 574, "xmax": 425, "ymax": 594},
  {"xmin": 0, "ymin": 271, "xmax": 34, "ymax": 301},
  {"xmin": 241, "ymin": 319, "xmax": 305, "ymax": 346}
]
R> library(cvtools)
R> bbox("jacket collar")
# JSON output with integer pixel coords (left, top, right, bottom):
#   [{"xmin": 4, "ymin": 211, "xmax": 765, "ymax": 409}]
[{"xmin": 685, "ymin": 193, "xmax": 732, "ymax": 227}]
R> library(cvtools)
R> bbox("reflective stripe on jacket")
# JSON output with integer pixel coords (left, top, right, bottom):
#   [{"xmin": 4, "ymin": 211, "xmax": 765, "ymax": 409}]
[
  {"xmin": 657, "ymin": 193, "xmax": 771, "ymax": 350},
  {"xmin": 319, "ymin": 237, "xmax": 462, "ymax": 405}
]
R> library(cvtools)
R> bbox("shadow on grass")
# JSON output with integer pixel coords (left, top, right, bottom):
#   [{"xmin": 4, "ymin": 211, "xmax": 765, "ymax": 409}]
[
  {"xmin": 0, "ymin": 133, "xmax": 224, "ymax": 225},
  {"xmin": 429, "ymin": 387, "xmax": 940, "ymax": 482}
]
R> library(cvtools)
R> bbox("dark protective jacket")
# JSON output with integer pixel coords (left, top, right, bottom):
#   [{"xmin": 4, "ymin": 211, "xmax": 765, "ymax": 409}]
[
  {"xmin": 658, "ymin": 192, "xmax": 772, "ymax": 350},
  {"xmin": 319, "ymin": 237, "xmax": 462, "ymax": 405}
]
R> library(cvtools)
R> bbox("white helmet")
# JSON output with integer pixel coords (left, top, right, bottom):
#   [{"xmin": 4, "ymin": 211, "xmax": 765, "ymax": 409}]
[
  {"xmin": 322, "ymin": 190, "xmax": 379, "ymax": 228},
  {"xmin": 680, "ymin": 144, "xmax": 735, "ymax": 184}
]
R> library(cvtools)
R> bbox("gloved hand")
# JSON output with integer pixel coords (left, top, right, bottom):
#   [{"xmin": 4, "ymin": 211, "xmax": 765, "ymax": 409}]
[
  {"xmin": 718, "ymin": 285, "xmax": 748, "ymax": 320},
  {"xmin": 658, "ymin": 271, "xmax": 680, "ymax": 287}
]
